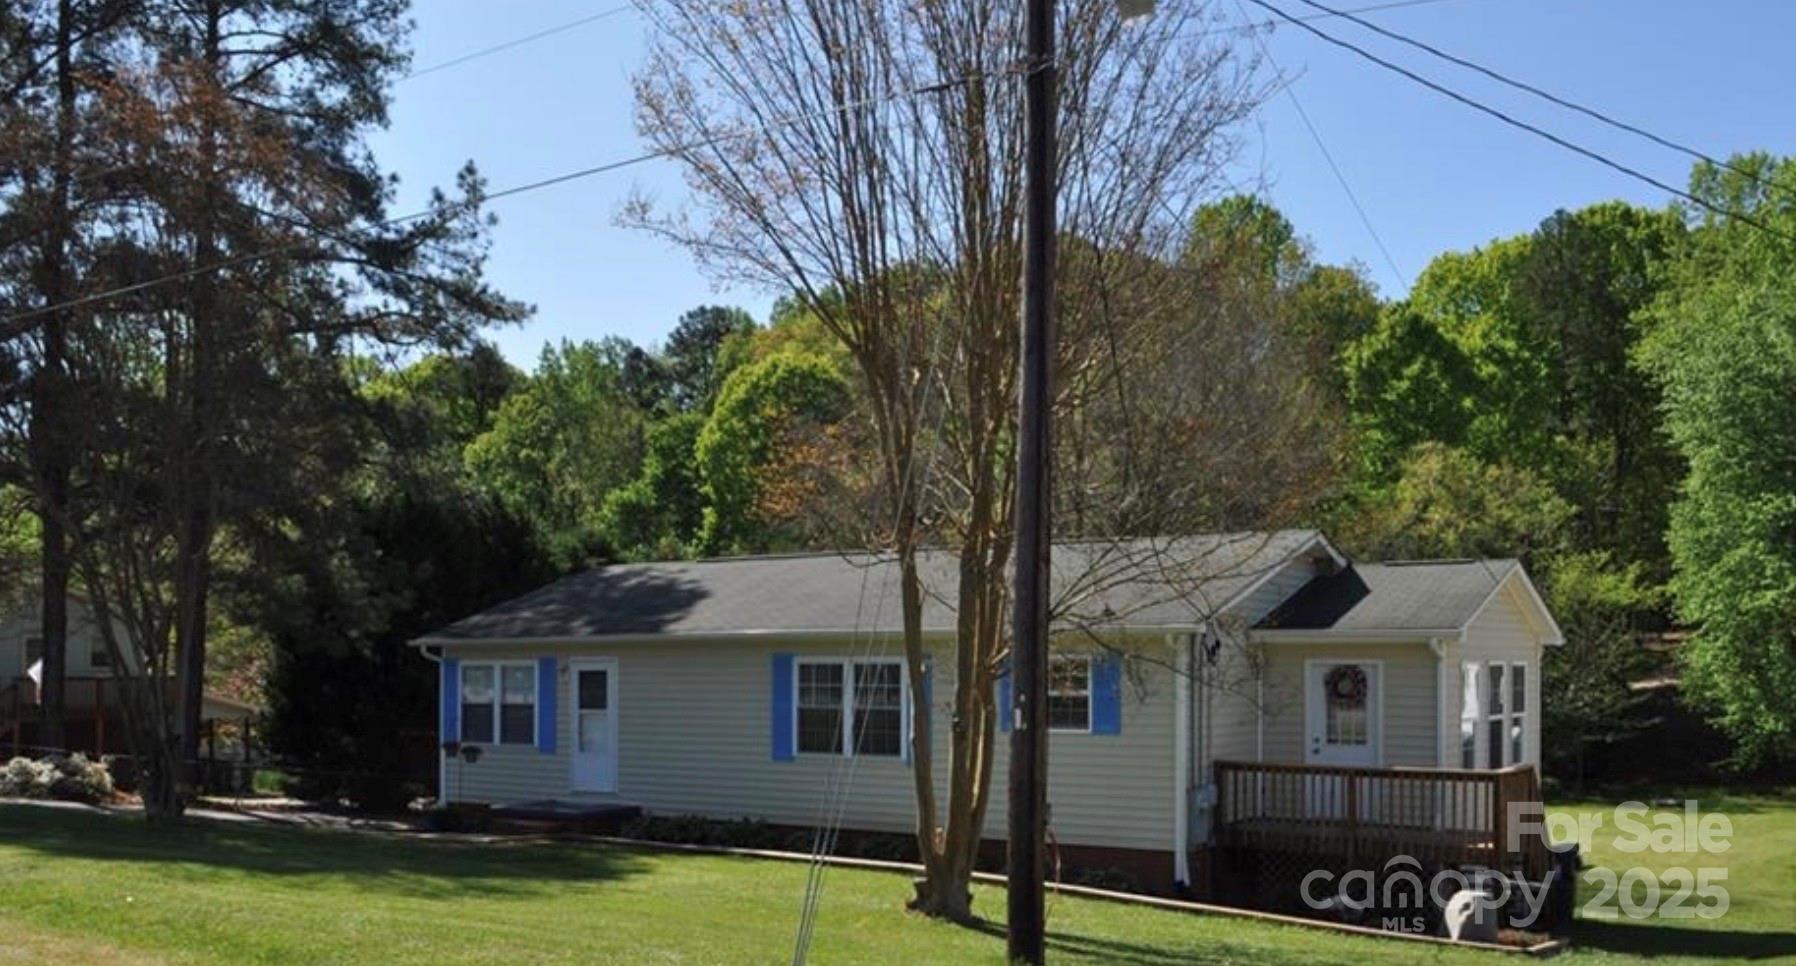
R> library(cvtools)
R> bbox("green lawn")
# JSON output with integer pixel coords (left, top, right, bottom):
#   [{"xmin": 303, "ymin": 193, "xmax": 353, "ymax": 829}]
[
  {"xmin": 1547, "ymin": 789, "xmax": 1796, "ymax": 962},
  {"xmin": 0, "ymin": 796, "xmax": 1791, "ymax": 964}
]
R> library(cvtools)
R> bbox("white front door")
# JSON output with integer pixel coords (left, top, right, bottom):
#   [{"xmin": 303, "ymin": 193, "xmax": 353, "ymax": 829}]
[
  {"xmin": 1303, "ymin": 660, "xmax": 1380, "ymax": 820},
  {"xmin": 570, "ymin": 658, "xmax": 618, "ymax": 793},
  {"xmin": 1305, "ymin": 660, "xmax": 1380, "ymax": 767}
]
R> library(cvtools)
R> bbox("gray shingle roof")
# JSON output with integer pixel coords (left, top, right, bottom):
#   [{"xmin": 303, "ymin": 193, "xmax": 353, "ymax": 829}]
[
  {"xmin": 418, "ymin": 530, "xmax": 1330, "ymax": 642},
  {"xmin": 1255, "ymin": 559, "xmax": 1519, "ymax": 632}
]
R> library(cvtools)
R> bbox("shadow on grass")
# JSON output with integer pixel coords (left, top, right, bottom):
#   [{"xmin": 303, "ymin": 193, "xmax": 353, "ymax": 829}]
[
  {"xmin": 1571, "ymin": 918, "xmax": 1796, "ymax": 960},
  {"xmin": 0, "ymin": 803, "xmax": 648, "ymax": 900},
  {"xmin": 957, "ymin": 915, "xmax": 1270, "ymax": 966}
]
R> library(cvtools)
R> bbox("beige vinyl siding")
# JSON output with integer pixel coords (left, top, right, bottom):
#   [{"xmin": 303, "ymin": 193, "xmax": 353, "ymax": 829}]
[
  {"xmin": 1, "ymin": 599, "xmax": 131, "ymax": 679},
  {"xmin": 1445, "ymin": 581, "xmax": 1545, "ymax": 768},
  {"xmin": 440, "ymin": 634, "xmax": 1178, "ymax": 852},
  {"xmin": 1258, "ymin": 641, "xmax": 1439, "ymax": 767}
]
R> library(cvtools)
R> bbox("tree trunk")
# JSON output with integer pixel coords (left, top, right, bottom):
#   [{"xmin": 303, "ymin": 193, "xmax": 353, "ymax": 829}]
[
  {"xmin": 173, "ymin": 0, "xmax": 225, "ymax": 793},
  {"xmin": 140, "ymin": 738, "xmax": 188, "ymax": 822},
  {"xmin": 33, "ymin": 0, "xmax": 79, "ymax": 754}
]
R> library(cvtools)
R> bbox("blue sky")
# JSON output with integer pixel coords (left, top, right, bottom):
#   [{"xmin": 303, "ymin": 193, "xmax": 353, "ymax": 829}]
[{"xmin": 369, "ymin": 0, "xmax": 1796, "ymax": 366}]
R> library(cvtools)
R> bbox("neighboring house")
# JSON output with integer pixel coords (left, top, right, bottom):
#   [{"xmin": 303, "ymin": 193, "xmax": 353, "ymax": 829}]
[
  {"xmin": 1, "ymin": 592, "xmax": 261, "ymax": 758},
  {"xmin": 412, "ymin": 530, "xmax": 1563, "ymax": 895}
]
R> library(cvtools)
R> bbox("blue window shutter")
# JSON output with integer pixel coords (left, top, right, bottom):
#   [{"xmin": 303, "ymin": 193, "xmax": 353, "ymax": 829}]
[
  {"xmin": 1092, "ymin": 653, "xmax": 1123, "ymax": 735},
  {"xmin": 771, "ymin": 653, "xmax": 796, "ymax": 761},
  {"xmin": 536, "ymin": 657, "xmax": 557, "ymax": 754},
  {"xmin": 997, "ymin": 661, "xmax": 1013, "ymax": 734},
  {"xmin": 441, "ymin": 658, "xmax": 460, "ymax": 742}
]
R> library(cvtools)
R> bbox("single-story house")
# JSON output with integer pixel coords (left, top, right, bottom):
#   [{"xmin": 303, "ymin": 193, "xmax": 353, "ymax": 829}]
[{"xmin": 412, "ymin": 530, "xmax": 1563, "ymax": 894}]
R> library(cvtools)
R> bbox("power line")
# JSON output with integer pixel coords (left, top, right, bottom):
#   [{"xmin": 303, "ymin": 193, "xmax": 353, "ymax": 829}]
[
  {"xmin": 0, "ymin": 68, "xmax": 999, "ymax": 338},
  {"xmin": 401, "ymin": 4, "xmax": 634, "ymax": 83},
  {"xmin": 1230, "ymin": 0, "xmax": 1407, "ymax": 288},
  {"xmin": 1281, "ymin": 0, "xmax": 1795, "ymax": 201},
  {"xmin": 1187, "ymin": 0, "xmax": 1473, "ymax": 43},
  {"xmin": 1240, "ymin": 0, "xmax": 1796, "ymax": 246}
]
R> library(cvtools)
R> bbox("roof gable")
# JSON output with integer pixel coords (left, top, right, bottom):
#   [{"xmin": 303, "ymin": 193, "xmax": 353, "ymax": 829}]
[{"xmin": 1254, "ymin": 559, "xmax": 1533, "ymax": 637}]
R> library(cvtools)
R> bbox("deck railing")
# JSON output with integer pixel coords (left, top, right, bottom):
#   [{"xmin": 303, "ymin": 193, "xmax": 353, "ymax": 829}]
[{"xmin": 1214, "ymin": 759, "xmax": 1550, "ymax": 880}]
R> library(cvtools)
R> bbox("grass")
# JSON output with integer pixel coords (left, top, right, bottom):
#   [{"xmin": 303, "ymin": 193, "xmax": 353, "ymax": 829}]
[
  {"xmin": 1548, "ymin": 789, "xmax": 1796, "ymax": 961},
  {"xmin": 0, "ymin": 793, "xmax": 1792, "ymax": 964}
]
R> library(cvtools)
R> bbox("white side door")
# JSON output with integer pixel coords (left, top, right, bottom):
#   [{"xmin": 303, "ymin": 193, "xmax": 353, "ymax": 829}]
[{"xmin": 570, "ymin": 658, "xmax": 618, "ymax": 793}]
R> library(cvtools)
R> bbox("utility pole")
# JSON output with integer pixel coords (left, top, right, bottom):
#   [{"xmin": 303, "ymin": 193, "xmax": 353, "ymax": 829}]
[{"xmin": 1007, "ymin": 0, "xmax": 1056, "ymax": 957}]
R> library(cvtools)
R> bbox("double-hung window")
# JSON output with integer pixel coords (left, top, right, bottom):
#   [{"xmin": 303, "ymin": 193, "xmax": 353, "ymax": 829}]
[
  {"xmin": 1508, "ymin": 663, "xmax": 1527, "ymax": 765},
  {"xmin": 1460, "ymin": 662, "xmax": 1479, "ymax": 768},
  {"xmin": 1486, "ymin": 664, "xmax": 1506, "ymax": 767},
  {"xmin": 460, "ymin": 662, "xmax": 536, "ymax": 746},
  {"xmin": 795, "ymin": 658, "xmax": 905, "ymax": 757},
  {"xmin": 1047, "ymin": 655, "xmax": 1092, "ymax": 732}
]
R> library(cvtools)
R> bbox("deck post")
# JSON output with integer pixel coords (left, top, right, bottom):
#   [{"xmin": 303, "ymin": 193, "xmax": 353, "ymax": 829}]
[
  {"xmin": 1343, "ymin": 771, "xmax": 1360, "ymax": 867},
  {"xmin": 94, "ymin": 678, "xmax": 105, "ymax": 756},
  {"xmin": 1491, "ymin": 771, "xmax": 1509, "ymax": 871}
]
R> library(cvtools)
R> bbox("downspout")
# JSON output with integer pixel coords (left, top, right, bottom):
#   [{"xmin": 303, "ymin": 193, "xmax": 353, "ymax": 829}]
[
  {"xmin": 1254, "ymin": 635, "xmax": 1264, "ymax": 763},
  {"xmin": 1172, "ymin": 632, "xmax": 1193, "ymax": 888},
  {"xmin": 420, "ymin": 644, "xmax": 445, "ymax": 803},
  {"xmin": 1426, "ymin": 636, "xmax": 1447, "ymax": 767}
]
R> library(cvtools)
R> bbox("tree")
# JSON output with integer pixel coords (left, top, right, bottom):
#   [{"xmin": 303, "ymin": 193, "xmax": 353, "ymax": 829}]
[
  {"xmin": 1513, "ymin": 203, "xmax": 1683, "ymax": 570},
  {"xmin": 694, "ymin": 351, "xmax": 854, "ymax": 554},
  {"xmin": 632, "ymin": 0, "xmax": 1262, "ymax": 917},
  {"xmin": 368, "ymin": 343, "xmax": 524, "ymax": 451},
  {"xmin": 1334, "ymin": 443, "xmax": 1572, "ymax": 565},
  {"xmin": 466, "ymin": 340, "xmax": 647, "ymax": 567},
  {"xmin": 662, "ymin": 304, "xmax": 757, "ymax": 412},
  {"xmin": 1342, "ymin": 305, "xmax": 1480, "ymax": 480},
  {"xmin": 1538, "ymin": 550, "xmax": 1660, "ymax": 787},
  {"xmin": 597, "ymin": 411, "xmax": 707, "ymax": 560},
  {"xmin": 1341, "ymin": 204, "xmax": 1680, "ymax": 567},
  {"xmin": 0, "ymin": 0, "xmax": 131, "ymax": 754},
  {"xmin": 1335, "ymin": 443, "xmax": 1661, "ymax": 783},
  {"xmin": 8, "ymin": 0, "xmax": 522, "ymax": 819},
  {"xmin": 250, "ymin": 483, "xmax": 554, "ymax": 811},
  {"xmin": 1639, "ymin": 154, "xmax": 1796, "ymax": 765}
]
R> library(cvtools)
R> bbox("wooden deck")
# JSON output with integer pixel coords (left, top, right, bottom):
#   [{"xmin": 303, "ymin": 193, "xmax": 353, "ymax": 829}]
[
  {"xmin": 2, "ymin": 675, "xmax": 259, "ymax": 761},
  {"xmin": 1214, "ymin": 759, "xmax": 1551, "ymax": 881}
]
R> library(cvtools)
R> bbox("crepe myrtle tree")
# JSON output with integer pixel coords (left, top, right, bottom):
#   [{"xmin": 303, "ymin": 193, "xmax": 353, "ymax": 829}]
[{"xmin": 627, "ymin": 0, "xmax": 1304, "ymax": 918}]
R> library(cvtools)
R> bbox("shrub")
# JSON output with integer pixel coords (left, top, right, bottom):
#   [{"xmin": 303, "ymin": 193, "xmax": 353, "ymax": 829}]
[{"xmin": 0, "ymin": 754, "xmax": 113, "ymax": 804}]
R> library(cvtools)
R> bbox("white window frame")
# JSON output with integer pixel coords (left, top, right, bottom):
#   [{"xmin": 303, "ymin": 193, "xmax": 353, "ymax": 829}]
[
  {"xmin": 1507, "ymin": 661, "xmax": 1528, "ymax": 766},
  {"xmin": 1047, "ymin": 654, "xmax": 1093, "ymax": 734},
  {"xmin": 460, "ymin": 660, "xmax": 538, "ymax": 747},
  {"xmin": 792, "ymin": 657, "xmax": 909, "ymax": 758},
  {"xmin": 1476, "ymin": 660, "xmax": 1529, "ymax": 769}
]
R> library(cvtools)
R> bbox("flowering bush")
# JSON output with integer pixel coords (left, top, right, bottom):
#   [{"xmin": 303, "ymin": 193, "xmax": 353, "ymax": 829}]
[{"xmin": 0, "ymin": 754, "xmax": 114, "ymax": 803}]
